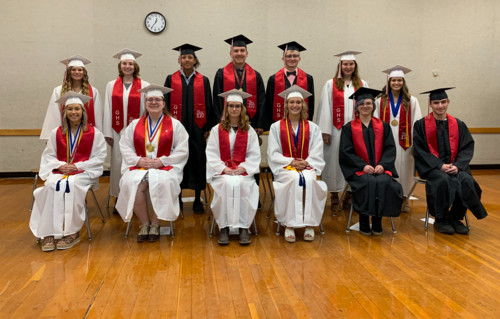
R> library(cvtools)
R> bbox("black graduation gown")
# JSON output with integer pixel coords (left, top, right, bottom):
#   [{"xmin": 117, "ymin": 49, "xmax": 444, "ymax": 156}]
[
  {"xmin": 212, "ymin": 65, "xmax": 266, "ymax": 129},
  {"xmin": 262, "ymin": 71, "xmax": 315, "ymax": 131},
  {"xmin": 413, "ymin": 116, "xmax": 487, "ymax": 220},
  {"xmin": 339, "ymin": 120, "xmax": 403, "ymax": 217},
  {"xmin": 164, "ymin": 73, "xmax": 215, "ymax": 190}
]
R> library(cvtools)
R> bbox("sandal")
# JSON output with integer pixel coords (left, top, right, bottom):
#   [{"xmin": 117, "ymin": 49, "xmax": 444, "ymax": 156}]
[
  {"xmin": 41, "ymin": 236, "xmax": 55, "ymax": 252},
  {"xmin": 284, "ymin": 228, "xmax": 296, "ymax": 243},
  {"xmin": 148, "ymin": 225, "xmax": 160, "ymax": 242},
  {"xmin": 304, "ymin": 228, "xmax": 315, "ymax": 242},
  {"xmin": 57, "ymin": 233, "xmax": 80, "ymax": 250},
  {"xmin": 137, "ymin": 224, "xmax": 149, "ymax": 243}
]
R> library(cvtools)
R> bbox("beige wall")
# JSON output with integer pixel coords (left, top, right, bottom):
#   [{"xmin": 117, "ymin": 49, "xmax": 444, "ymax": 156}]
[{"xmin": 1, "ymin": 0, "xmax": 499, "ymax": 171}]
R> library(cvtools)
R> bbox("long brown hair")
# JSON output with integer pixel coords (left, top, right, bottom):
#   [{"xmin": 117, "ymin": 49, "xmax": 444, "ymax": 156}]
[
  {"xmin": 118, "ymin": 60, "xmax": 141, "ymax": 78},
  {"xmin": 60, "ymin": 66, "xmax": 90, "ymax": 96},
  {"xmin": 62, "ymin": 104, "xmax": 88, "ymax": 134},
  {"xmin": 333, "ymin": 61, "xmax": 363, "ymax": 90},
  {"xmin": 380, "ymin": 78, "xmax": 411, "ymax": 110},
  {"xmin": 220, "ymin": 102, "xmax": 250, "ymax": 132}
]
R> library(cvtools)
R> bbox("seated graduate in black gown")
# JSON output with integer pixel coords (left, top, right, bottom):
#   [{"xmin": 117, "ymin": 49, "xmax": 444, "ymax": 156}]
[
  {"xmin": 413, "ymin": 87, "xmax": 487, "ymax": 234},
  {"xmin": 339, "ymin": 88, "xmax": 403, "ymax": 235}
]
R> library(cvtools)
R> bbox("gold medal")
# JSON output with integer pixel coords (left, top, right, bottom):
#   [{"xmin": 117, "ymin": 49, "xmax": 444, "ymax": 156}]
[
  {"xmin": 391, "ymin": 119, "xmax": 398, "ymax": 126},
  {"xmin": 146, "ymin": 144, "xmax": 155, "ymax": 152}
]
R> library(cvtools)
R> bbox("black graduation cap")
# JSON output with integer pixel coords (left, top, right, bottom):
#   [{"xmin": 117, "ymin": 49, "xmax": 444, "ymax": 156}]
[
  {"xmin": 277, "ymin": 41, "xmax": 306, "ymax": 52},
  {"xmin": 348, "ymin": 87, "xmax": 382, "ymax": 101},
  {"xmin": 172, "ymin": 43, "xmax": 202, "ymax": 55},
  {"xmin": 224, "ymin": 34, "xmax": 253, "ymax": 47},
  {"xmin": 420, "ymin": 87, "xmax": 455, "ymax": 101}
]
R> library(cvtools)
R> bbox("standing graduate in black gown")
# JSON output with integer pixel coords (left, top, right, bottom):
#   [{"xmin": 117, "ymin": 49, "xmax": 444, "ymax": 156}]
[
  {"xmin": 262, "ymin": 41, "xmax": 314, "ymax": 131},
  {"xmin": 164, "ymin": 44, "xmax": 215, "ymax": 213},
  {"xmin": 212, "ymin": 34, "xmax": 266, "ymax": 134},
  {"xmin": 339, "ymin": 88, "xmax": 403, "ymax": 235},
  {"xmin": 413, "ymin": 88, "xmax": 487, "ymax": 234}
]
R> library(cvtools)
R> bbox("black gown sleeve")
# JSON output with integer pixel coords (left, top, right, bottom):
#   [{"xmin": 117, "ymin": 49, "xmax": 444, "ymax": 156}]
[
  {"xmin": 164, "ymin": 75, "xmax": 172, "ymax": 111},
  {"xmin": 453, "ymin": 118, "xmax": 474, "ymax": 172},
  {"xmin": 378, "ymin": 122, "xmax": 398, "ymax": 176},
  {"xmin": 306, "ymin": 73, "xmax": 315, "ymax": 120},
  {"xmin": 203, "ymin": 76, "xmax": 215, "ymax": 132},
  {"xmin": 262, "ymin": 75, "xmax": 276, "ymax": 131},
  {"xmin": 339, "ymin": 122, "xmax": 370, "ymax": 179},
  {"xmin": 212, "ymin": 69, "xmax": 224, "ymax": 122},
  {"xmin": 412, "ymin": 118, "xmax": 446, "ymax": 176},
  {"xmin": 254, "ymin": 71, "xmax": 266, "ymax": 130}
]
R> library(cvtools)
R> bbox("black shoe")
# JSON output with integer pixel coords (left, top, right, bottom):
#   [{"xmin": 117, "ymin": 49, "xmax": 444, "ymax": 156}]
[
  {"xmin": 449, "ymin": 218, "xmax": 469, "ymax": 234},
  {"xmin": 148, "ymin": 225, "xmax": 160, "ymax": 242},
  {"xmin": 137, "ymin": 225, "xmax": 149, "ymax": 243},
  {"xmin": 371, "ymin": 216, "xmax": 382, "ymax": 235},
  {"xmin": 434, "ymin": 218, "xmax": 455, "ymax": 234},
  {"xmin": 193, "ymin": 200, "xmax": 204, "ymax": 214},
  {"xmin": 359, "ymin": 215, "xmax": 371, "ymax": 236},
  {"xmin": 218, "ymin": 227, "xmax": 229, "ymax": 245},
  {"xmin": 258, "ymin": 201, "xmax": 262, "ymax": 209},
  {"xmin": 238, "ymin": 228, "xmax": 251, "ymax": 245},
  {"xmin": 113, "ymin": 206, "xmax": 119, "ymax": 215}
]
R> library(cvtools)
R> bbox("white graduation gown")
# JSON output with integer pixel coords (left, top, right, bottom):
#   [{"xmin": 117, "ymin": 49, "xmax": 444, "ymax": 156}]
[
  {"xmin": 40, "ymin": 85, "xmax": 103, "ymax": 141},
  {"xmin": 316, "ymin": 79, "xmax": 368, "ymax": 192},
  {"xmin": 103, "ymin": 78, "xmax": 150, "ymax": 197},
  {"xmin": 115, "ymin": 116, "xmax": 189, "ymax": 222},
  {"xmin": 206, "ymin": 125, "xmax": 260, "ymax": 229},
  {"xmin": 375, "ymin": 96, "xmax": 422, "ymax": 195},
  {"xmin": 268, "ymin": 121, "xmax": 327, "ymax": 227},
  {"xmin": 30, "ymin": 127, "xmax": 106, "ymax": 238}
]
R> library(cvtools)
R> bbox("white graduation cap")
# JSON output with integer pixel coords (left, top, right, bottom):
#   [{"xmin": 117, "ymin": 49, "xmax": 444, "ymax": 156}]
[
  {"xmin": 60, "ymin": 54, "xmax": 91, "ymax": 68},
  {"xmin": 113, "ymin": 48, "xmax": 142, "ymax": 61},
  {"xmin": 278, "ymin": 85, "xmax": 312, "ymax": 100},
  {"xmin": 218, "ymin": 89, "xmax": 252, "ymax": 104},
  {"xmin": 138, "ymin": 84, "xmax": 173, "ymax": 97},
  {"xmin": 55, "ymin": 91, "xmax": 92, "ymax": 106},
  {"xmin": 382, "ymin": 65, "xmax": 412, "ymax": 79},
  {"xmin": 334, "ymin": 50, "xmax": 362, "ymax": 61}
]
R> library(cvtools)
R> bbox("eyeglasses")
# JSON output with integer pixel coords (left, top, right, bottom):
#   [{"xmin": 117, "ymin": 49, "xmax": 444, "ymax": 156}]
[
  {"xmin": 285, "ymin": 54, "xmax": 300, "ymax": 59},
  {"xmin": 146, "ymin": 98, "xmax": 163, "ymax": 103}
]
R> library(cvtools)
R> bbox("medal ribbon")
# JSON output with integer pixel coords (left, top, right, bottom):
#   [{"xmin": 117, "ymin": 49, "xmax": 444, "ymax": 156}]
[
  {"xmin": 67, "ymin": 124, "xmax": 82, "ymax": 164},
  {"xmin": 389, "ymin": 92, "xmax": 403, "ymax": 118},
  {"xmin": 145, "ymin": 114, "xmax": 164, "ymax": 152}
]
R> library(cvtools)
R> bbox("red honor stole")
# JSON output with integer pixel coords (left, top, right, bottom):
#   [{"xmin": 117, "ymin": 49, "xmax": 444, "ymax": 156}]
[
  {"xmin": 131, "ymin": 116, "xmax": 174, "ymax": 171},
  {"xmin": 332, "ymin": 79, "xmax": 363, "ymax": 130},
  {"xmin": 380, "ymin": 97, "xmax": 412, "ymax": 149},
  {"xmin": 272, "ymin": 68, "xmax": 309, "ymax": 121},
  {"xmin": 424, "ymin": 113, "xmax": 459, "ymax": 163},
  {"xmin": 111, "ymin": 77, "xmax": 142, "ymax": 134},
  {"xmin": 60, "ymin": 85, "xmax": 95, "ymax": 127},
  {"xmin": 279, "ymin": 119, "xmax": 310, "ymax": 160},
  {"xmin": 170, "ymin": 71, "xmax": 207, "ymax": 129},
  {"xmin": 351, "ymin": 118, "xmax": 391, "ymax": 176},
  {"xmin": 218, "ymin": 126, "xmax": 248, "ymax": 174},
  {"xmin": 54, "ymin": 125, "xmax": 94, "ymax": 175},
  {"xmin": 223, "ymin": 63, "xmax": 257, "ymax": 118}
]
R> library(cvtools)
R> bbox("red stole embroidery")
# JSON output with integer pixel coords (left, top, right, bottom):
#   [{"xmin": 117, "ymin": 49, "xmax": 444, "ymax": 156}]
[
  {"xmin": 424, "ymin": 113, "xmax": 459, "ymax": 163},
  {"xmin": 332, "ymin": 79, "xmax": 364, "ymax": 130},
  {"xmin": 54, "ymin": 125, "xmax": 94, "ymax": 175},
  {"xmin": 131, "ymin": 116, "xmax": 174, "ymax": 171},
  {"xmin": 170, "ymin": 71, "xmax": 207, "ymax": 129},
  {"xmin": 272, "ymin": 68, "xmax": 309, "ymax": 122},
  {"xmin": 351, "ymin": 118, "xmax": 392, "ymax": 176},
  {"xmin": 223, "ymin": 63, "xmax": 257, "ymax": 118},
  {"xmin": 218, "ymin": 126, "xmax": 248, "ymax": 173},
  {"xmin": 279, "ymin": 119, "xmax": 310, "ymax": 160},
  {"xmin": 380, "ymin": 97, "xmax": 411, "ymax": 149},
  {"xmin": 111, "ymin": 77, "xmax": 142, "ymax": 134}
]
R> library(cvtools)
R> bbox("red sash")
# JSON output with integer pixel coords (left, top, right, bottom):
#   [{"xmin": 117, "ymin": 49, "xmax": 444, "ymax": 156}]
[
  {"xmin": 272, "ymin": 68, "xmax": 309, "ymax": 121},
  {"xmin": 223, "ymin": 63, "xmax": 257, "ymax": 118},
  {"xmin": 170, "ymin": 71, "xmax": 207, "ymax": 129},
  {"xmin": 54, "ymin": 125, "xmax": 94, "ymax": 175},
  {"xmin": 424, "ymin": 113, "xmax": 459, "ymax": 163},
  {"xmin": 131, "ymin": 116, "xmax": 174, "ymax": 171},
  {"xmin": 218, "ymin": 126, "xmax": 248, "ymax": 172},
  {"xmin": 332, "ymin": 79, "xmax": 364, "ymax": 129},
  {"xmin": 279, "ymin": 119, "xmax": 310, "ymax": 160},
  {"xmin": 380, "ymin": 97, "xmax": 411, "ymax": 149},
  {"xmin": 111, "ymin": 77, "xmax": 142, "ymax": 133},
  {"xmin": 351, "ymin": 118, "xmax": 392, "ymax": 176},
  {"xmin": 60, "ymin": 86, "xmax": 96, "ymax": 127}
]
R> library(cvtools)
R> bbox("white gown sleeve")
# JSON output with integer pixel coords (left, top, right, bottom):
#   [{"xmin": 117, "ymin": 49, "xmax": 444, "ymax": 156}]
[
  {"xmin": 40, "ymin": 86, "xmax": 62, "ymax": 141},
  {"xmin": 74, "ymin": 128, "xmax": 107, "ymax": 179},
  {"xmin": 267, "ymin": 122, "xmax": 294, "ymax": 175},
  {"xmin": 206, "ymin": 125, "xmax": 226, "ymax": 177},
  {"xmin": 239, "ymin": 127, "xmax": 261, "ymax": 175},
  {"xmin": 92, "ymin": 86, "xmax": 104, "ymax": 133},
  {"xmin": 158, "ymin": 118, "xmax": 189, "ymax": 170},
  {"xmin": 39, "ymin": 128, "xmax": 67, "ymax": 180},
  {"xmin": 316, "ymin": 80, "xmax": 333, "ymax": 135},
  {"xmin": 304, "ymin": 122, "xmax": 325, "ymax": 175},
  {"xmin": 119, "ymin": 120, "xmax": 141, "ymax": 173}
]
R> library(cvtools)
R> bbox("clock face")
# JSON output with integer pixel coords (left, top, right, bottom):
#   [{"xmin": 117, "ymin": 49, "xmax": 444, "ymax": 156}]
[{"xmin": 145, "ymin": 12, "xmax": 166, "ymax": 34}]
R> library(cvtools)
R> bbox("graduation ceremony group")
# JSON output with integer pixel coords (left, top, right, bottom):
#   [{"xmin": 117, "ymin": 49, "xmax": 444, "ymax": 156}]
[{"xmin": 30, "ymin": 33, "xmax": 488, "ymax": 253}]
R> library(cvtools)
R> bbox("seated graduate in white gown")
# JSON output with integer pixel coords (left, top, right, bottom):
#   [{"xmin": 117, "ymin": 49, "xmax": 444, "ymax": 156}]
[
  {"xmin": 206, "ymin": 89, "xmax": 261, "ymax": 246},
  {"xmin": 30, "ymin": 92, "xmax": 107, "ymax": 252},
  {"xmin": 267, "ymin": 85, "xmax": 328, "ymax": 243},
  {"xmin": 115, "ymin": 84, "xmax": 189, "ymax": 243}
]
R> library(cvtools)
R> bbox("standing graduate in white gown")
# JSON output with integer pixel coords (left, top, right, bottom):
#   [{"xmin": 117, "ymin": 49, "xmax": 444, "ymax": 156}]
[
  {"xmin": 115, "ymin": 84, "xmax": 189, "ymax": 243},
  {"xmin": 375, "ymin": 65, "xmax": 422, "ymax": 212},
  {"xmin": 103, "ymin": 49, "xmax": 150, "ymax": 205},
  {"xmin": 316, "ymin": 51, "xmax": 369, "ymax": 210},
  {"xmin": 206, "ymin": 89, "xmax": 260, "ymax": 246},
  {"xmin": 31, "ymin": 92, "xmax": 106, "ymax": 251},
  {"xmin": 268, "ymin": 85, "xmax": 327, "ymax": 243},
  {"xmin": 40, "ymin": 55, "xmax": 103, "ymax": 141}
]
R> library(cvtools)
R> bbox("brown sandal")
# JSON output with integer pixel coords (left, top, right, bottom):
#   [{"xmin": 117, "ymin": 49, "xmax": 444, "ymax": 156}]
[
  {"xmin": 41, "ymin": 236, "xmax": 55, "ymax": 252},
  {"xmin": 57, "ymin": 233, "xmax": 80, "ymax": 250}
]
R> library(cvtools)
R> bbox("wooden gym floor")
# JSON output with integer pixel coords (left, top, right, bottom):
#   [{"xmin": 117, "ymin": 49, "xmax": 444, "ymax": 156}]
[{"xmin": 0, "ymin": 170, "xmax": 499, "ymax": 318}]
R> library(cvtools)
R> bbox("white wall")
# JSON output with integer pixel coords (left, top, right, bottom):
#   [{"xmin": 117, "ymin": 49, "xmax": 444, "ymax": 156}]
[{"xmin": 1, "ymin": 0, "xmax": 499, "ymax": 171}]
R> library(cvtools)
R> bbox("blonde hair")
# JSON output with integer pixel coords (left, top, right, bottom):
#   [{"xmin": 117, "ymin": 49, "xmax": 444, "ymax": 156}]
[
  {"xmin": 118, "ymin": 60, "xmax": 141, "ymax": 78},
  {"xmin": 60, "ymin": 66, "xmax": 90, "ymax": 96},
  {"xmin": 62, "ymin": 103, "xmax": 88, "ymax": 134},
  {"xmin": 333, "ymin": 60, "xmax": 363, "ymax": 90},
  {"xmin": 284, "ymin": 98, "xmax": 308, "ymax": 120},
  {"xmin": 143, "ymin": 97, "xmax": 169, "ymax": 117},
  {"xmin": 220, "ymin": 102, "xmax": 250, "ymax": 132}
]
